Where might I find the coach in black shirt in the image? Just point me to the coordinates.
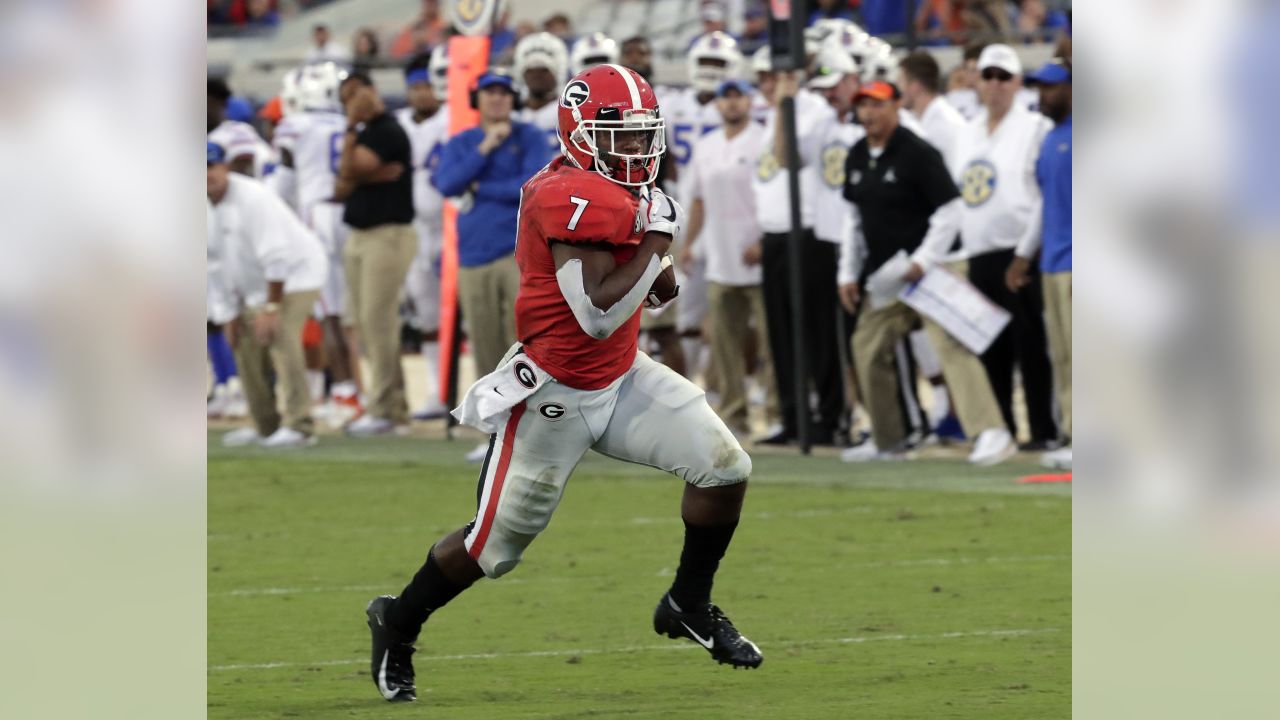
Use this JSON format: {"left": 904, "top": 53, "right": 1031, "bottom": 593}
{"left": 838, "top": 81, "right": 1012, "bottom": 465}
{"left": 335, "top": 72, "right": 417, "bottom": 434}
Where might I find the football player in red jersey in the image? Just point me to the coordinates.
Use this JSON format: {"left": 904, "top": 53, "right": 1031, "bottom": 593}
{"left": 364, "top": 64, "right": 762, "bottom": 703}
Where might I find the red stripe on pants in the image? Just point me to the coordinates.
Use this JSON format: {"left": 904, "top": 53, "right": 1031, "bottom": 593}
{"left": 468, "top": 402, "right": 526, "bottom": 561}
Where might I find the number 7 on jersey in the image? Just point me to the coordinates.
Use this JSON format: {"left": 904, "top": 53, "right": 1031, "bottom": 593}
{"left": 566, "top": 196, "right": 589, "bottom": 231}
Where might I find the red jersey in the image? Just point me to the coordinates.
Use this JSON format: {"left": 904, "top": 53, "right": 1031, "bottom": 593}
{"left": 515, "top": 157, "right": 645, "bottom": 390}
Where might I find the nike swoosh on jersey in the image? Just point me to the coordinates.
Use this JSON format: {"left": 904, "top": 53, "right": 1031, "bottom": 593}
{"left": 681, "top": 621, "right": 715, "bottom": 649}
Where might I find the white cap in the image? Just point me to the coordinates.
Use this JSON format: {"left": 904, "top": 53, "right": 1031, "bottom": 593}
{"left": 807, "top": 43, "right": 857, "bottom": 89}
{"left": 977, "top": 43, "right": 1022, "bottom": 75}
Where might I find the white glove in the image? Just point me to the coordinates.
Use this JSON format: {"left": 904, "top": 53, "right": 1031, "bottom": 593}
{"left": 639, "top": 186, "right": 685, "bottom": 241}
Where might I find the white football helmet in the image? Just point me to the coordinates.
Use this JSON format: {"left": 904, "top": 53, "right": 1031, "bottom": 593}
{"left": 514, "top": 32, "right": 569, "bottom": 83}
{"left": 861, "top": 39, "right": 898, "bottom": 83}
{"left": 687, "top": 31, "right": 744, "bottom": 94}
{"left": 281, "top": 68, "right": 304, "bottom": 117}
{"left": 569, "top": 32, "right": 619, "bottom": 76}
{"left": 429, "top": 44, "right": 449, "bottom": 89}
{"left": 809, "top": 18, "right": 854, "bottom": 45}
{"left": 750, "top": 45, "right": 772, "bottom": 75}
{"left": 822, "top": 22, "right": 872, "bottom": 73}
{"left": 300, "top": 62, "right": 347, "bottom": 113}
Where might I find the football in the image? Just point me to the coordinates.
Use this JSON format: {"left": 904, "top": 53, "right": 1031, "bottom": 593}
{"left": 646, "top": 257, "right": 679, "bottom": 307}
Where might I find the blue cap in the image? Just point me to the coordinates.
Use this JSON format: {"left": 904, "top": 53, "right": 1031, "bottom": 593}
{"left": 474, "top": 71, "right": 516, "bottom": 93}
{"left": 1025, "top": 60, "right": 1071, "bottom": 86}
{"left": 225, "top": 96, "right": 254, "bottom": 123}
{"left": 207, "top": 141, "right": 226, "bottom": 165}
{"left": 716, "top": 78, "right": 754, "bottom": 97}
{"left": 405, "top": 68, "right": 432, "bottom": 86}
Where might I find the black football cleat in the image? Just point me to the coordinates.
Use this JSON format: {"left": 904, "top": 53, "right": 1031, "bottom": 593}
{"left": 653, "top": 593, "right": 763, "bottom": 669}
{"left": 366, "top": 595, "right": 417, "bottom": 702}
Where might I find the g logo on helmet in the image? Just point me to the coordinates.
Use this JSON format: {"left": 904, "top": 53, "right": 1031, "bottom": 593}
{"left": 538, "top": 402, "right": 566, "bottom": 421}
{"left": 514, "top": 361, "right": 537, "bottom": 389}
{"left": 447, "top": 0, "right": 505, "bottom": 37}
{"left": 560, "top": 80, "right": 590, "bottom": 109}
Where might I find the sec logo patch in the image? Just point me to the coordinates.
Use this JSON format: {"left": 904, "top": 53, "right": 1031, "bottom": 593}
{"left": 960, "top": 160, "right": 997, "bottom": 206}
{"left": 821, "top": 144, "right": 848, "bottom": 188}
{"left": 756, "top": 151, "right": 779, "bottom": 182}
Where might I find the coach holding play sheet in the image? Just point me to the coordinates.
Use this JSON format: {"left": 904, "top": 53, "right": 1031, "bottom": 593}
{"left": 335, "top": 72, "right": 416, "bottom": 436}
{"left": 839, "top": 81, "right": 1013, "bottom": 466}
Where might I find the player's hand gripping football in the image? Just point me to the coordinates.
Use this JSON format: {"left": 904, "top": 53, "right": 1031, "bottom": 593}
{"left": 645, "top": 254, "right": 680, "bottom": 309}
{"left": 638, "top": 186, "right": 685, "bottom": 242}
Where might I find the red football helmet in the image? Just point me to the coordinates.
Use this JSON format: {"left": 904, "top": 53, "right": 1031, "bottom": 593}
{"left": 557, "top": 64, "right": 666, "bottom": 187}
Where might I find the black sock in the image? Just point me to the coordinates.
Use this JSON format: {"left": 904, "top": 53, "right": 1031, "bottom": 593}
{"left": 668, "top": 519, "right": 739, "bottom": 611}
{"left": 386, "top": 549, "right": 473, "bottom": 638}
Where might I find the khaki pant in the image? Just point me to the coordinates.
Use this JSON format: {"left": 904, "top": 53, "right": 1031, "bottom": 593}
{"left": 344, "top": 223, "right": 417, "bottom": 423}
{"left": 707, "top": 282, "right": 778, "bottom": 433}
{"left": 1043, "top": 271, "right": 1072, "bottom": 439}
{"left": 853, "top": 300, "right": 1004, "bottom": 450}
{"left": 458, "top": 253, "right": 520, "bottom": 376}
{"left": 234, "top": 290, "right": 319, "bottom": 436}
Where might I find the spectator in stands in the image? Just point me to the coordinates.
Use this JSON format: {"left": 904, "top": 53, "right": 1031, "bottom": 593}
{"left": 859, "top": 0, "right": 911, "bottom": 37}
{"left": 959, "top": 0, "right": 1012, "bottom": 42}
{"left": 700, "top": 3, "right": 729, "bottom": 36}
{"left": 433, "top": 71, "right": 550, "bottom": 462}
{"left": 390, "top": 0, "right": 447, "bottom": 60}
{"left": 245, "top": 0, "right": 279, "bottom": 27}
{"left": 543, "top": 13, "right": 574, "bottom": 45}
{"left": 809, "top": 0, "right": 856, "bottom": 25}
{"left": 914, "top": 0, "right": 968, "bottom": 46}
{"left": 307, "top": 23, "right": 352, "bottom": 65}
{"left": 1013, "top": 0, "right": 1070, "bottom": 43}
{"left": 333, "top": 73, "right": 416, "bottom": 436}
{"left": 738, "top": 4, "right": 770, "bottom": 56}
{"left": 488, "top": 9, "right": 518, "bottom": 64}
{"left": 352, "top": 28, "right": 380, "bottom": 73}
{"left": 953, "top": 44, "right": 1058, "bottom": 450}
{"left": 1007, "top": 57, "right": 1072, "bottom": 469}
{"left": 208, "top": 142, "right": 328, "bottom": 449}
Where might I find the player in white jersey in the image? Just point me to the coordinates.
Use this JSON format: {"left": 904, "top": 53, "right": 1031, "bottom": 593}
{"left": 667, "top": 31, "right": 745, "bottom": 387}
{"left": 275, "top": 62, "right": 365, "bottom": 420}
{"left": 207, "top": 78, "right": 273, "bottom": 178}
{"left": 568, "top": 32, "right": 619, "bottom": 76}
{"left": 513, "top": 32, "right": 568, "bottom": 155}
{"left": 395, "top": 61, "right": 451, "bottom": 420}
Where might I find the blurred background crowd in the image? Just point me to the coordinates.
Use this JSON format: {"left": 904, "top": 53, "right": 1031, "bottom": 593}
{"left": 206, "top": 0, "right": 1072, "bottom": 470}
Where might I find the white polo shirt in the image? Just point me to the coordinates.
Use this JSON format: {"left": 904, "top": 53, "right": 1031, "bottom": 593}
{"left": 914, "top": 95, "right": 967, "bottom": 173}
{"left": 688, "top": 122, "right": 768, "bottom": 286}
{"left": 207, "top": 174, "right": 328, "bottom": 323}
{"left": 752, "top": 89, "right": 835, "bottom": 234}
{"left": 953, "top": 104, "right": 1052, "bottom": 257}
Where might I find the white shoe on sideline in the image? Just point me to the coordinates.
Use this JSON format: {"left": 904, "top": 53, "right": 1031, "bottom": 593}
{"left": 1041, "top": 446, "right": 1072, "bottom": 470}
{"left": 840, "top": 442, "right": 907, "bottom": 463}
{"left": 465, "top": 442, "right": 490, "bottom": 463}
{"left": 221, "top": 427, "right": 262, "bottom": 447}
{"left": 261, "top": 426, "right": 316, "bottom": 449}
{"left": 968, "top": 428, "right": 1016, "bottom": 466}
{"left": 346, "top": 414, "right": 395, "bottom": 437}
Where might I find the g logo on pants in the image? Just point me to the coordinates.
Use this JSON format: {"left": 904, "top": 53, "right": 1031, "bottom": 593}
{"left": 538, "top": 402, "right": 566, "bottom": 421}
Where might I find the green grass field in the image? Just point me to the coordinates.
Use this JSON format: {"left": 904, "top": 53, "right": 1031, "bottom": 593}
{"left": 209, "top": 431, "right": 1070, "bottom": 719}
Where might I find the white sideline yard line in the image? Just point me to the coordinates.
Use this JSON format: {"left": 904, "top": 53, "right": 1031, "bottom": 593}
{"left": 209, "top": 627, "right": 1061, "bottom": 672}
{"left": 213, "top": 554, "right": 1068, "bottom": 598}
